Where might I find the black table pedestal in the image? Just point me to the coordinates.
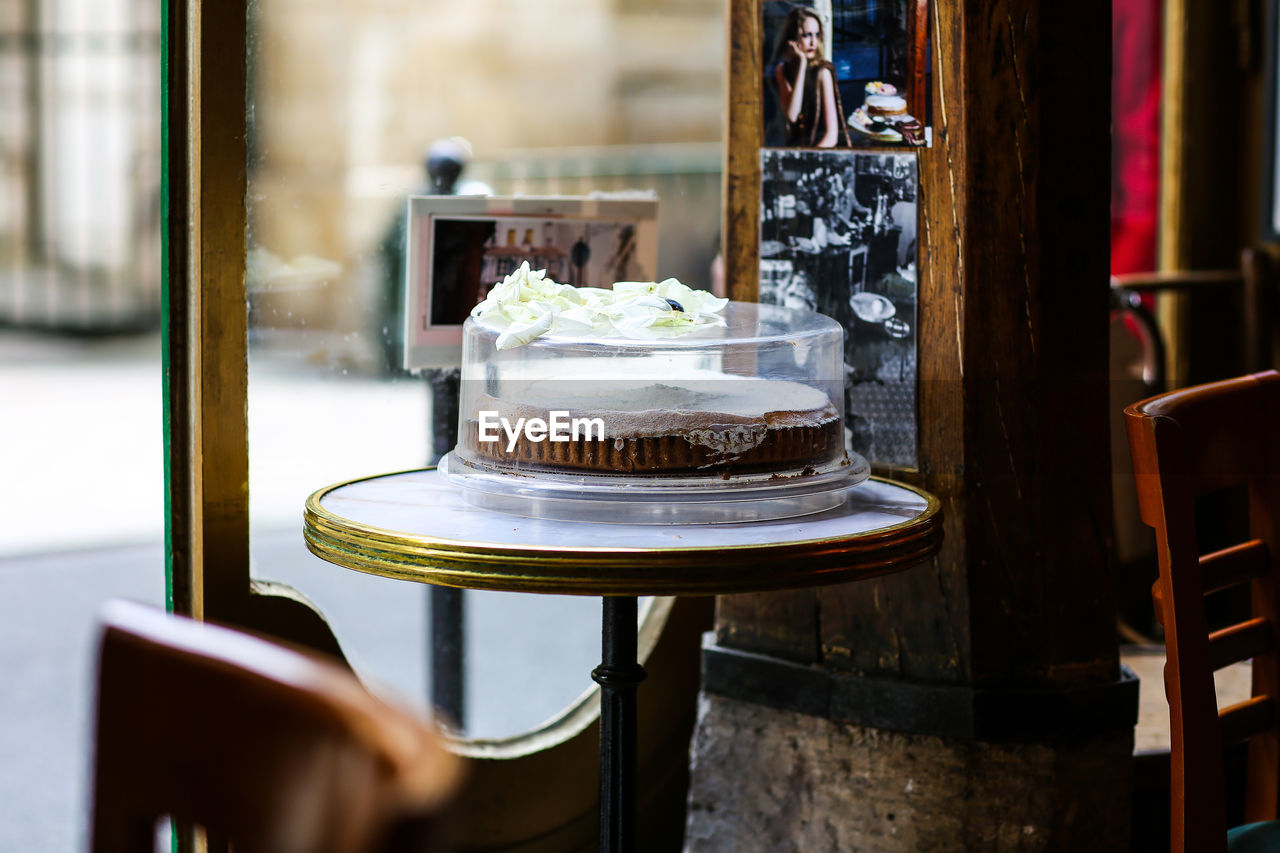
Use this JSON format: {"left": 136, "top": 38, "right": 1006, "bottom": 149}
{"left": 592, "top": 596, "right": 646, "bottom": 853}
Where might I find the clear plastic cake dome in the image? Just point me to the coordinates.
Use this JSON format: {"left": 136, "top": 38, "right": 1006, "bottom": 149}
{"left": 440, "top": 276, "right": 869, "bottom": 524}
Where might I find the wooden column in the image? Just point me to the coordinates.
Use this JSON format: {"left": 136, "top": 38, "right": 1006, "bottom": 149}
{"left": 692, "top": 1, "right": 1134, "bottom": 848}
{"left": 1158, "top": 0, "right": 1256, "bottom": 387}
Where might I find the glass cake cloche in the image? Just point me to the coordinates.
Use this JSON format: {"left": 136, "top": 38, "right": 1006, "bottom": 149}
{"left": 439, "top": 263, "right": 870, "bottom": 523}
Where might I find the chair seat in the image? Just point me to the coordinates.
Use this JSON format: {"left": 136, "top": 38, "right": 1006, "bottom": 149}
{"left": 1228, "top": 821, "right": 1280, "bottom": 851}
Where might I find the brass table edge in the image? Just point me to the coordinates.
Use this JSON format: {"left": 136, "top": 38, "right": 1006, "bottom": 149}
{"left": 303, "top": 527, "right": 941, "bottom": 596}
{"left": 304, "top": 467, "right": 940, "bottom": 555}
{"left": 303, "top": 469, "right": 942, "bottom": 595}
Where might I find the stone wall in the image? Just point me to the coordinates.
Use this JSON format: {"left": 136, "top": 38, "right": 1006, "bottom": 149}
{"left": 247, "top": 0, "right": 724, "bottom": 336}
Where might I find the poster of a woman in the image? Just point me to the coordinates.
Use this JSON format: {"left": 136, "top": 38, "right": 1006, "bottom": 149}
{"left": 762, "top": 0, "right": 931, "bottom": 149}
{"left": 772, "top": 7, "right": 849, "bottom": 148}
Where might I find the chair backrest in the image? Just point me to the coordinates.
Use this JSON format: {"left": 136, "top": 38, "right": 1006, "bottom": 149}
{"left": 1110, "top": 248, "right": 1277, "bottom": 621}
{"left": 90, "top": 600, "right": 464, "bottom": 853}
{"left": 1125, "top": 370, "right": 1280, "bottom": 853}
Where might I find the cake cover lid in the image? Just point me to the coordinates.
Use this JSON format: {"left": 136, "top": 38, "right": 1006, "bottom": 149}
{"left": 470, "top": 300, "right": 841, "bottom": 350}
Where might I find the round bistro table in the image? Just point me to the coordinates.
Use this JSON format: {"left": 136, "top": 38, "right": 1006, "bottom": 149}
{"left": 304, "top": 468, "right": 942, "bottom": 853}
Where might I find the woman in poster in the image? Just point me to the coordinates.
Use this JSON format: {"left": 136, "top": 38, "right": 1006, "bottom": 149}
{"left": 771, "top": 8, "right": 845, "bottom": 148}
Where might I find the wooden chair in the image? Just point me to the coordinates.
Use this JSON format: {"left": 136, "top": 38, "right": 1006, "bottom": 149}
{"left": 1125, "top": 370, "right": 1280, "bottom": 852}
{"left": 1111, "top": 248, "right": 1278, "bottom": 632}
{"left": 90, "top": 600, "right": 465, "bottom": 853}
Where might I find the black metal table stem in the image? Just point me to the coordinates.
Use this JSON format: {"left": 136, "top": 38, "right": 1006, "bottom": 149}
{"left": 592, "top": 596, "right": 646, "bottom": 853}
{"left": 430, "top": 586, "right": 465, "bottom": 728}
{"left": 426, "top": 367, "right": 464, "bottom": 728}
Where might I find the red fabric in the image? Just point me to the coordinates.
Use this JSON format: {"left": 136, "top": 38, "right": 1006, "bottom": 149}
{"left": 1111, "top": 0, "right": 1162, "bottom": 275}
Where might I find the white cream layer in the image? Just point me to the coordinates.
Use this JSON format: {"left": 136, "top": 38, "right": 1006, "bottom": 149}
{"left": 482, "top": 373, "right": 836, "bottom": 453}
{"left": 866, "top": 94, "right": 907, "bottom": 112}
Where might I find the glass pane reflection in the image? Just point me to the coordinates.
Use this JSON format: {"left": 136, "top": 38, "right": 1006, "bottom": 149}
{"left": 246, "top": 0, "right": 723, "bottom": 739}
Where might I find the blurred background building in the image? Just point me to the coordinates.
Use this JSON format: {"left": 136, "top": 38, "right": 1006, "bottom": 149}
{"left": 0, "top": 0, "right": 161, "bottom": 331}
{"left": 0, "top": 0, "right": 726, "bottom": 346}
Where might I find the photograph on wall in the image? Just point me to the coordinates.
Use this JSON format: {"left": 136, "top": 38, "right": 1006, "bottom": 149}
{"left": 762, "top": 0, "right": 931, "bottom": 149}
{"left": 759, "top": 148, "right": 918, "bottom": 467}
{"left": 403, "top": 196, "right": 658, "bottom": 368}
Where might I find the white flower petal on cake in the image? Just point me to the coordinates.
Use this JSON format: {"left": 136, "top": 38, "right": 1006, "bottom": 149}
{"left": 631, "top": 293, "right": 679, "bottom": 312}
{"left": 473, "top": 270, "right": 728, "bottom": 347}
{"left": 609, "top": 310, "right": 661, "bottom": 332}
{"left": 611, "top": 281, "right": 659, "bottom": 296}
{"left": 554, "top": 305, "right": 607, "bottom": 330}
{"left": 495, "top": 309, "right": 554, "bottom": 350}
{"left": 674, "top": 289, "right": 729, "bottom": 316}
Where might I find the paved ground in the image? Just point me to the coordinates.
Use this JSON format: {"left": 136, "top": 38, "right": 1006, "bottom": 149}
{"left": 0, "top": 328, "right": 601, "bottom": 852}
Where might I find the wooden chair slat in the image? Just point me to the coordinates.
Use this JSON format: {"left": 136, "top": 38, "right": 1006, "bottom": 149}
{"left": 1219, "top": 695, "right": 1276, "bottom": 747}
{"left": 1208, "top": 618, "right": 1273, "bottom": 672}
{"left": 1201, "top": 540, "right": 1271, "bottom": 595}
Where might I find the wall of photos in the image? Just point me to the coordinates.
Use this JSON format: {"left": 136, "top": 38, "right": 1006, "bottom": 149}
{"left": 752, "top": 0, "right": 930, "bottom": 468}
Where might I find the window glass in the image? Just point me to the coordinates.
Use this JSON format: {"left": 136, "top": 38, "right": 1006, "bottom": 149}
{"left": 245, "top": 0, "right": 724, "bottom": 737}
{"left": 0, "top": 1, "right": 163, "bottom": 846}
{"left": 0, "top": 3, "right": 162, "bottom": 551}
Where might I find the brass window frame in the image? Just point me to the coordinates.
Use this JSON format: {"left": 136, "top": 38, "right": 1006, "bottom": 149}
{"left": 163, "top": 0, "right": 249, "bottom": 621}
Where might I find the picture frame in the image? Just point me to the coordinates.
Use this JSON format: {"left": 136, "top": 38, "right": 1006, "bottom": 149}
{"left": 726, "top": 0, "right": 927, "bottom": 471}
{"left": 761, "top": 0, "right": 931, "bottom": 150}
{"left": 402, "top": 195, "right": 659, "bottom": 369}
{"left": 760, "top": 149, "right": 919, "bottom": 467}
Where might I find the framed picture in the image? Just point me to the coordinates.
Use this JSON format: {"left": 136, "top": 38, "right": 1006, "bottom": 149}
{"left": 402, "top": 196, "right": 659, "bottom": 369}
{"left": 760, "top": 149, "right": 919, "bottom": 467}
{"left": 761, "top": 0, "right": 931, "bottom": 149}
{"left": 727, "top": 0, "right": 928, "bottom": 468}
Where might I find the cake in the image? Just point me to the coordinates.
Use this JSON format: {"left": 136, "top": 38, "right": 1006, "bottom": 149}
{"left": 452, "top": 263, "right": 848, "bottom": 479}
{"left": 463, "top": 374, "right": 844, "bottom": 476}
{"left": 863, "top": 82, "right": 907, "bottom": 120}
{"left": 851, "top": 82, "right": 917, "bottom": 142}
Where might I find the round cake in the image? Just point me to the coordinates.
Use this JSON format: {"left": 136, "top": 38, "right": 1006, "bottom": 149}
{"left": 451, "top": 264, "right": 850, "bottom": 481}
{"left": 463, "top": 375, "right": 844, "bottom": 476}
{"left": 443, "top": 266, "right": 868, "bottom": 523}
{"left": 865, "top": 93, "right": 908, "bottom": 120}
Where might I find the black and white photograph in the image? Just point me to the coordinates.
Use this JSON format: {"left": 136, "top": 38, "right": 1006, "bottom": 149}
{"left": 760, "top": 148, "right": 918, "bottom": 467}
{"left": 762, "top": 0, "right": 931, "bottom": 149}
{"left": 402, "top": 196, "right": 658, "bottom": 368}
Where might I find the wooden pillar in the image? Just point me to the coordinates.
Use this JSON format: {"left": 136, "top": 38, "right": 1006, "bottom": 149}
{"left": 1159, "top": 0, "right": 1255, "bottom": 387}
{"left": 691, "top": 1, "right": 1135, "bottom": 848}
